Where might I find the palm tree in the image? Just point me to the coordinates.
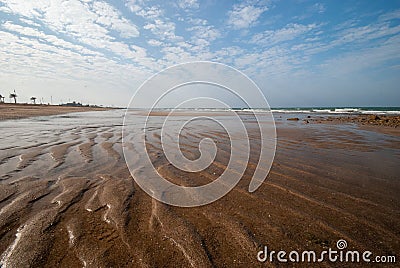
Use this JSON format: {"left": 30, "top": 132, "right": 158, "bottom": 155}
{"left": 30, "top": 96, "right": 37, "bottom": 104}
{"left": 9, "top": 90, "right": 17, "bottom": 104}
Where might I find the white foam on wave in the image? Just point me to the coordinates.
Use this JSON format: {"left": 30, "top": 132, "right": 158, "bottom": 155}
{"left": 360, "top": 110, "right": 400, "bottom": 115}
{"left": 270, "top": 108, "right": 400, "bottom": 115}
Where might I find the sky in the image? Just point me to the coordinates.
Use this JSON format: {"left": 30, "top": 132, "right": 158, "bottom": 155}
{"left": 0, "top": 0, "right": 399, "bottom": 108}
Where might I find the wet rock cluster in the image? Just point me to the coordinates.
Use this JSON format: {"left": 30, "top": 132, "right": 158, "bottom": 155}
{"left": 310, "top": 114, "right": 400, "bottom": 128}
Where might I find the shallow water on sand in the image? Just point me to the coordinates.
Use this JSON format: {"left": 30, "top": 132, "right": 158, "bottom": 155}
{"left": 0, "top": 110, "right": 399, "bottom": 267}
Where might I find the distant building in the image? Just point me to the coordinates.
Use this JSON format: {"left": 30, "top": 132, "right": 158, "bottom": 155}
{"left": 60, "top": 101, "right": 103, "bottom": 108}
{"left": 61, "top": 101, "right": 84, "bottom": 107}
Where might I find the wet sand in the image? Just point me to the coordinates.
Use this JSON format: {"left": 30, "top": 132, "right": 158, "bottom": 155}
{"left": 0, "top": 110, "right": 399, "bottom": 267}
{"left": 0, "top": 103, "right": 112, "bottom": 121}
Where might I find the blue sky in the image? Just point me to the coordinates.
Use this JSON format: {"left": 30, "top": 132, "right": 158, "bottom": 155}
{"left": 0, "top": 0, "right": 399, "bottom": 107}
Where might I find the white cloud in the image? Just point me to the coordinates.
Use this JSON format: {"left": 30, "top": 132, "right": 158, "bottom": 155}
{"left": 0, "top": 0, "right": 156, "bottom": 69}
{"left": 0, "top": 27, "right": 151, "bottom": 106}
{"left": 187, "top": 25, "right": 220, "bottom": 49}
{"left": 177, "top": 0, "right": 199, "bottom": 10}
{"left": 91, "top": 1, "right": 139, "bottom": 38}
{"left": 125, "top": 0, "right": 163, "bottom": 19}
{"left": 311, "top": 3, "right": 326, "bottom": 14}
{"left": 301, "top": 20, "right": 400, "bottom": 55}
{"left": 147, "top": 39, "right": 163, "bottom": 46}
{"left": 378, "top": 9, "right": 400, "bottom": 22}
{"left": 1, "top": 21, "right": 99, "bottom": 56}
{"left": 319, "top": 34, "right": 400, "bottom": 75}
{"left": 144, "top": 19, "right": 183, "bottom": 41}
{"left": 18, "top": 17, "right": 41, "bottom": 27}
{"left": 161, "top": 46, "right": 196, "bottom": 64}
{"left": 125, "top": 0, "right": 141, "bottom": 13}
{"left": 1, "top": 0, "right": 140, "bottom": 42}
{"left": 250, "top": 23, "right": 318, "bottom": 46}
{"left": 187, "top": 17, "right": 208, "bottom": 26}
{"left": 334, "top": 22, "right": 400, "bottom": 45}
{"left": 233, "top": 45, "right": 304, "bottom": 78}
{"left": 137, "top": 6, "right": 163, "bottom": 19}
{"left": 184, "top": 24, "right": 220, "bottom": 52}
{"left": 187, "top": 25, "right": 220, "bottom": 41}
{"left": 227, "top": 4, "right": 267, "bottom": 29}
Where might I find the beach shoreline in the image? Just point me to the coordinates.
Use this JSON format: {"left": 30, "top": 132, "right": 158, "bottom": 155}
{"left": 0, "top": 103, "right": 115, "bottom": 121}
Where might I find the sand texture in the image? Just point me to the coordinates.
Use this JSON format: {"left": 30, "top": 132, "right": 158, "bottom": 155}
{"left": 0, "top": 110, "right": 399, "bottom": 267}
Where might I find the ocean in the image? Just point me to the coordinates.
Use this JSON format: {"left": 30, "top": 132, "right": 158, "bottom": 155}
{"left": 269, "top": 107, "right": 400, "bottom": 115}
{"left": 128, "top": 107, "right": 400, "bottom": 115}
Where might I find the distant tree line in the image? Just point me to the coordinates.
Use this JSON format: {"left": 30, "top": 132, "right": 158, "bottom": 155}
{"left": 0, "top": 90, "right": 33, "bottom": 104}
{"left": 0, "top": 90, "right": 43, "bottom": 105}
{"left": 0, "top": 90, "right": 103, "bottom": 107}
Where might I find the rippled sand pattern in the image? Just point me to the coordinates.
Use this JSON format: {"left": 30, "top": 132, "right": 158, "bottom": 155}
{"left": 0, "top": 110, "right": 399, "bottom": 267}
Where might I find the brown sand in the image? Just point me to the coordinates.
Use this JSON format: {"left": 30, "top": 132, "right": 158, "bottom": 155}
{"left": 0, "top": 103, "right": 112, "bottom": 121}
{"left": 0, "top": 111, "right": 399, "bottom": 267}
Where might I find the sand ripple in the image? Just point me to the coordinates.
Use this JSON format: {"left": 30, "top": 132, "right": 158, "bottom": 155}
{"left": 0, "top": 110, "right": 399, "bottom": 267}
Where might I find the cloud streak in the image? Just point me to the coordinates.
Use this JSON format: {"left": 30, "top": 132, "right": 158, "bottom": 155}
{"left": 227, "top": 3, "right": 267, "bottom": 30}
